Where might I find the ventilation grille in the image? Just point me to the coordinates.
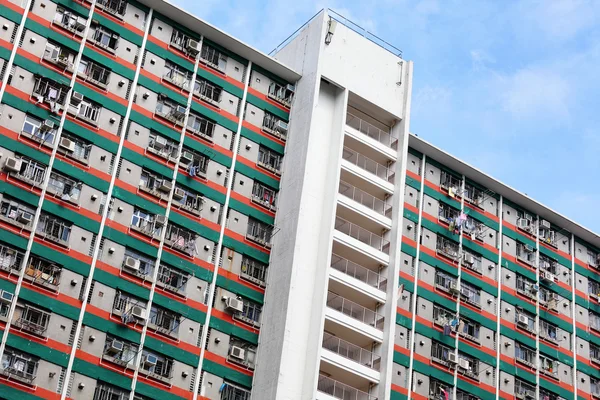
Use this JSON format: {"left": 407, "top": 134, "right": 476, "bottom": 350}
{"left": 78, "top": 277, "right": 88, "bottom": 301}
{"left": 56, "top": 367, "right": 66, "bottom": 394}
{"left": 88, "top": 234, "right": 97, "bottom": 257}
{"left": 86, "top": 281, "right": 95, "bottom": 304}
{"left": 67, "top": 320, "right": 78, "bottom": 346}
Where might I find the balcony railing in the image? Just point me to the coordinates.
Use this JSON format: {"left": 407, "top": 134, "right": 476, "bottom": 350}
{"left": 13, "top": 158, "right": 46, "bottom": 187}
{"left": 335, "top": 217, "right": 389, "bottom": 254}
{"left": 317, "top": 374, "right": 377, "bottom": 400}
{"left": 330, "top": 254, "right": 387, "bottom": 291}
{"left": 36, "top": 215, "right": 70, "bottom": 246}
{"left": 327, "top": 292, "right": 384, "bottom": 330}
{"left": 322, "top": 333, "right": 380, "bottom": 371}
{"left": 164, "top": 224, "right": 197, "bottom": 256}
{"left": 338, "top": 181, "right": 391, "bottom": 217}
{"left": 342, "top": 147, "right": 394, "bottom": 183}
{"left": 346, "top": 112, "right": 397, "bottom": 149}
{"left": 0, "top": 245, "right": 23, "bottom": 273}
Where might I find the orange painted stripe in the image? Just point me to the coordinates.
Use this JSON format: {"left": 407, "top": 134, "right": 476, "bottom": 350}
{"left": 217, "top": 268, "right": 264, "bottom": 294}
{"left": 8, "top": 328, "right": 71, "bottom": 354}
{"left": 394, "top": 344, "right": 410, "bottom": 355}
{"left": 20, "top": 279, "right": 83, "bottom": 309}
{"left": 204, "top": 350, "right": 253, "bottom": 376}
{"left": 391, "top": 384, "right": 408, "bottom": 395}
{"left": 85, "top": 305, "right": 144, "bottom": 333}
{"left": 94, "top": 8, "right": 145, "bottom": 38}
{"left": 241, "top": 120, "right": 286, "bottom": 146}
{"left": 0, "top": 377, "right": 62, "bottom": 399}
{"left": 95, "top": 260, "right": 152, "bottom": 290}
{"left": 145, "top": 330, "right": 201, "bottom": 356}
{"left": 403, "top": 202, "right": 419, "bottom": 215}
{"left": 229, "top": 190, "right": 275, "bottom": 218}
{"left": 0, "top": 0, "right": 25, "bottom": 13}
{"left": 236, "top": 154, "right": 281, "bottom": 182}
{"left": 406, "top": 169, "right": 421, "bottom": 182}
{"left": 464, "top": 201, "right": 499, "bottom": 222}
{"left": 247, "top": 87, "right": 289, "bottom": 113}
{"left": 137, "top": 375, "right": 193, "bottom": 399}
{"left": 43, "top": 195, "right": 102, "bottom": 223}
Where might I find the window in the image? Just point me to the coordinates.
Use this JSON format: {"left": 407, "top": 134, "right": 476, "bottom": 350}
{"left": 590, "top": 279, "right": 600, "bottom": 299}
{"left": 22, "top": 115, "right": 56, "bottom": 144}
{"left": 181, "top": 147, "right": 209, "bottom": 177}
{"left": 591, "top": 343, "right": 600, "bottom": 363}
{"left": 157, "top": 264, "right": 188, "bottom": 293}
{"left": 251, "top": 182, "right": 277, "bottom": 209}
{"left": 92, "top": 25, "right": 119, "bottom": 51}
{"left": 516, "top": 242, "right": 536, "bottom": 266}
{"left": 515, "top": 342, "right": 535, "bottom": 366}
{"left": 463, "top": 182, "right": 484, "bottom": 206}
{"left": 436, "top": 236, "right": 459, "bottom": 260}
{"left": 76, "top": 99, "right": 101, "bottom": 123}
{"left": 96, "top": 0, "right": 127, "bottom": 18}
{"left": 220, "top": 382, "right": 251, "bottom": 400}
{"left": 172, "top": 185, "right": 203, "bottom": 216}
{"left": 246, "top": 218, "right": 273, "bottom": 246}
{"left": 194, "top": 78, "right": 222, "bottom": 104}
{"left": 33, "top": 76, "right": 68, "bottom": 108}
{"left": 123, "top": 248, "right": 155, "bottom": 278}
{"left": 79, "top": 59, "right": 111, "bottom": 87}
{"left": 155, "top": 100, "right": 186, "bottom": 125}
{"left": 14, "top": 303, "right": 51, "bottom": 336}
{"left": 539, "top": 253, "right": 557, "bottom": 274}
{"left": 429, "top": 378, "right": 452, "bottom": 400}
{"left": 267, "top": 81, "right": 294, "bottom": 107}
{"left": 539, "top": 353, "right": 558, "bottom": 377}
{"left": 515, "top": 274, "right": 537, "bottom": 300}
{"left": 0, "top": 197, "right": 35, "bottom": 227}
{"left": 62, "top": 133, "right": 92, "bottom": 162}
{"left": 240, "top": 257, "right": 267, "bottom": 286}
{"left": 0, "top": 348, "right": 38, "bottom": 384}
{"left": 149, "top": 305, "right": 180, "bottom": 336}
{"left": 0, "top": 244, "right": 24, "bottom": 274}
{"left": 514, "top": 379, "right": 535, "bottom": 399}
{"left": 139, "top": 169, "right": 169, "bottom": 195}
{"left": 257, "top": 146, "right": 282, "bottom": 173}
{"left": 515, "top": 310, "right": 535, "bottom": 333}
{"left": 440, "top": 170, "right": 461, "bottom": 192}
{"left": 37, "top": 213, "right": 71, "bottom": 244}
{"left": 438, "top": 202, "right": 460, "bottom": 224}
{"left": 262, "top": 112, "right": 288, "bottom": 139}
{"left": 47, "top": 171, "right": 81, "bottom": 202}
{"left": 130, "top": 208, "right": 162, "bottom": 238}
{"left": 431, "top": 340, "right": 453, "bottom": 364}
{"left": 170, "top": 28, "right": 191, "bottom": 50}
{"left": 53, "top": 7, "right": 86, "bottom": 35}
{"left": 434, "top": 270, "right": 457, "bottom": 292}
{"left": 147, "top": 131, "right": 179, "bottom": 160}
{"left": 15, "top": 157, "right": 47, "bottom": 186}
{"left": 459, "top": 281, "right": 481, "bottom": 307}
{"left": 588, "top": 249, "right": 599, "bottom": 267}
{"left": 235, "top": 298, "right": 261, "bottom": 327}
{"left": 187, "top": 112, "right": 216, "bottom": 140}
{"left": 200, "top": 42, "right": 227, "bottom": 72}
{"left": 227, "top": 338, "right": 257, "bottom": 369}
{"left": 457, "top": 390, "right": 480, "bottom": 400}
{"left": 540, "top": 319, "right": 559, "bottom": 343}
{"left": 24, "top": 255, "right": 61, "bottom": 289}
{"left": 433, "top": 304, "right": 455, "bottom": 326}
{"left": 140, "top": 349, "right": 173, "bottom": 379}
{"left": 43, "top": 41, "right": 72, "bottom": 67}
{"left": 93, "top": 382, "right": 129, "bottom": 400}
{"left": 592, "top": 377, "right": 600, "bottom": 397}
{"left": 163, "top": 61, "right": 192, "bottom": 89}
{"left": 102, "top": 335, "right": 138, "bottom": 367}
{"left": 164, "top": 223, "right": 197, "bottom": 255}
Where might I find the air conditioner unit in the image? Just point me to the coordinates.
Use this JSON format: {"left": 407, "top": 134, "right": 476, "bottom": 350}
{"left": 517, "top": 218, "right": 530, "bottom": 229}
{"left": 123, "top": 256, "right": 140, "bottom": 272}
{"left": 40, "top": 119, "right": 55, "bottom": 132}
{"left": 59, "top": 137, "right": 75, "bottom": 152}
{"left": 449, "top": 281, "right": 460, "bottom": 294}
{"left": 458, "top": 358, "right": 470, "bottom": 370}
{"left": 524, "top": 244, "right": 535, "bottom": 253}
{"left": 517, "top": 314, "right": 529, "bottom": 326}
{"left": 531, "top": 284, "right": 539, "bottom": 293}
{"left": 4, "top": 157, "right": 22, "bottom": 173}
{"left": 225, "top": 297, "right": 244, "bottom": 313}
{"left": 158, "top": 180, "right": 172, "bottom": 193}
{"left": 463, "top": 254, "right": 475, "bottom": 265}
{"left": 0, "top": 290, "right": 13, "bottom": 304}
{"left": 173, "top": 188, "right": 185, "bottom": 200}
{"left": 143, "top": 354, "right": 158, "bottom": 367}
{"left": 107, "top": 339, "right": 124, "bottom": 354}
{"left": 16, "top": 211, "right": 32, "bottom": 225}
{"left": 541, "top": 271, "right": 555, "bottom": 283}
{"left": 229, "top": 346, "right": 245, "bottom": 360}
{"left": 130, "top": 305, "right": 146, "bottom": 320}
{"left": 172, "top": 105, "right": 186, "bottom": 117}
{"left": 180, "top": 151, "right": 193, "bottom": 165}
{"left": 286, "top": 84, "right": 296, "bottom": 93}
{"left": 447, "top": 352, "right": 458, "bottom": 364}
{"left": 154, "top": 215, "right": 167, "bottom": 226}
{"left": 275, "top": 120, "right": 288, "bottom": 134}
{"left": 153, "top": 136, "right": 167, "bottom": 149}
{"left": 186, "top": 39, "right": 200, "bottom": 55}
{"left": 540, "top": 219, "right": 551, "bottom": 230}
{"left": 71, "top": 91, "right": 84, "bottom": 105}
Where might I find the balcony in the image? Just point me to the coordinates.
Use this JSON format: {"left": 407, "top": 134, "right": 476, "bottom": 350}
{"left": 36, "top": 214, "right": 71, "bottom": 247}
{"left": 516, "top": 243, "right": 536, "bottom": 267}
{"left": 33, "top": 77, "right": 68, "bottom": 112}
{"left": 0, "top": 244, "right": 23, "bottom": 274}
{"left": 240, "top": 257, "right": 267, "bottom": 287}
{"left": 317, "top": 374, "right": 377, "bottom": 400}
{"left": 155, "top": 102, "right": 186, "bottom": 127}
{"left": 321, "top": 333, "right": 381, "bottom": 381}
{"left": 257, "top": 147, "right": 282, "bottom": 176}
{"left": 146, "top": 135, "right": 179, "bottom": 162}
{"left": 8, "top": 157, "right": 46, "bottom": 188}
{"left": 326, "top": 292, "right": 384, "bottom": 332}
{"left": 330, "top": 254, "right": 387, "bottom": 294}
{"left": 130, "top": 213, "right": 163, "bottom": 240}
{"left": 246, "top": 218, "right": 273, "bottom": 248}
{"left": 251, "top": 182, "right": 277, "bottom": 212}
{"left": 23, "top": 257, "right": 61, "bottom": 291}
{"left": 78, "top": 60, "right": 110, "bottom": 89}
{"left": 156, "top": 264, "right": 188, "bottom": 295}
{"left": 43, "top": 43, "right": 74, "bottom": 70}
{"left": 164, "top": 223, "right": 197, "bottom": 256}
{"left": 436, "top": 236, "right": 459, "bottom": 261}
{"left": 0, "top": 350, "right": 37, "bottom": 385}
{"left": 187, "top": 113, "right": 215, "bottom": 143}
{"left": 13, "top": 305, "right": 50, "bottom": 337}
{"left": 96, "top": 0, "right": 127, "bottom": 18}
{"left": 346, "top": 112, "right": 396, "bottom": 150}
{"left": 342, "top": 147, "right": 394, "bottom": 186}
{"left": 0, "top": 199, "right": 35, "bottom": 231}
{"left": 514, "top": 379, "right": 536, "bottom": 400}
{"left": 334, "top": 217, "right": 389, "bottom": 256}
{"left": 172, "top": 188, "right": 203, "bottom": 217}
{"left": 338, "top": 181, "right": 391, "bottom": 220}
{"left": 194, "top": 79, "right": 222, "bottom": 108}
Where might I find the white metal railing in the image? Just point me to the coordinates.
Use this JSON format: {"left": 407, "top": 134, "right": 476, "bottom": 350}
{"left": 330, "top": 254, "right": 386, "bottom": 291}
{"left": 0, "top": 245, "right": 23, "bottom": 273}
{"left": 14, "top": 158, "right": 46, "bottom": 186}
{"left": 317, "top": 374, "right": 377, "bottom": 400}
{"left": 322, "top": 333, "right": 381, "bottom": 370}
{"left": 326, "top": 292, "right": 384, "bottom": 330}
{"left": 36, "top": 214, "right": 71, "bottom": 245}
{"left": 335, "top": 216, "right": 389, "bottom": 254}
{"left": 14, "top": 305, "right": 50, "bottom": 336}
{"left": 257, "top": 148, "right": 282, "bottom": 173}
{"left": 164, "top": 223, "right": 197, "bottom": 256}
{"left": 514, "top": 379, "right": 536, "bottom": 399}
{"left": 338, "top": 181, "right": 391, "bottom": 216}
{"left": 436, "top": 236, "right": 459, "bottom": 260}
{"left": 342, "top": 147, "right": 394, "bottom": 183}
{"left": 346, "top": 112, "right": 396, "bottom": 149}
{"left": 247, "top": 220, "right": 273, "bottom": 245}
{"left": 240, "top": 258, "right": 267, "bottom": 286}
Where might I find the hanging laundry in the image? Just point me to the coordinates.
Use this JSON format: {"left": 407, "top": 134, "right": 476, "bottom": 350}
{"left": 443, "top": 324, "right": 452, "bottom": 336}
{"left": 48, "top": 88, "right": 58, "bottom": 99}
{"left": 189, "top": 165, "right": 196, "bottom": 177}
{"left": 459, "top": 213, "right": 467, "bottom": 221}
{"left": 450, "top": 318, "right": 458, "bottom": 327}
{"left": 175, "top": 236, "right": 185, "bottom": 248}
{"left": 448, "top": 187, "right": 456, "bottom": 198}
{"left": 449, "top": 220, "right": 456, "bottom": 232}
{"left": 458, "top": 320, "right": 465, "bottom": 333}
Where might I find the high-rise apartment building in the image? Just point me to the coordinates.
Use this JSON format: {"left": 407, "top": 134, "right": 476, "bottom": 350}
{"left": 0, "top": 2, "right": 598, "bottom": 400}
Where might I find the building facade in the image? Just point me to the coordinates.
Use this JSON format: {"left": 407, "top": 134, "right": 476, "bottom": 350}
{"left": 0, "top": 2, "right": 598, "bottom": 400}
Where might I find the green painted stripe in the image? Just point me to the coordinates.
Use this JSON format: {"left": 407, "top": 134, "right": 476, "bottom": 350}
{"left": 0, "top": 120, "right": 50, "bottom": 163}
{"left": 500, "top": 325, "right": 536, "bottom": 348}
{"left": 393, "top": 350, "right": 410, "bottom": 367}
{"left": 229, "top": 197, "right": 274, "bottom": 226}
{"left": 406, "top": 174, "right": 421, "bottom": 190}
{"left": 540, "top": 376, "right": 574, "bottom": 400}
{"left": 72, "top": 357, "right": 132, "bottom": 390}
{"left": 401, "top": 242, "right": 417, "bottom": 257}
{"left": 209, "top": 317, "right": 258, "bottom": 345}
{"left": 399, "top": 275, "right": 414, "bottom": 294}
{"left": 461, "top": 238, "right": 499, "bottom": 263}
{"left": 0, "top": 3, "right": 23, "bottom": 23}
{"left": 390, "top": 390, "right": 409, "bottom": 400}
{"left": 396, "top": 313, "right": 411, "bottom": 329}
{"left": 502, "top": 290, "right": 536, "bottom": 314}
{"left": 169, "top": 212, "right": 219, "bottom": 243}
{"left": 457, "top": 377, "right": 496, "bottom": 400}
{"left": 500, "top": 257, "right": 536, "bottom": 281}
{"left": 461, "top": 271, "right": 496, "bottom": 297}
{"left": 121, "top": 147, "right": 174, "bottom": 178}
{"left": 137, "top": 75, "right": 188, "bottom": 105}
{"left": 246, "top": 93, "right": 288, "bottom": 121}
{"left": 415, "top": 321, "right": 454, "bottom": 348}
{"left": 539, "top": 309, "right": 572, "bottom": 333}
{"left": 135, "top": 382, "right": 186, "bottom": 400}
{"left": 539, "top": 279, "right": 572, "bottom": 300}
{"left": 461, "top": 305, "right": 496, "bottom": 332}
{"left": 153, "top": 292, "right": 206, "bottom": 324}
{"left": 7, "top": 333, "right": 69, "bottom": 367}
{"left": 0, "top": 179, "right": 39, "bottom": 206}
{"left": 54, "top": 157, "right": 110, "bottom": 192}
{"left": 500, "top": 360, "right": 536, "bottom": 384}
{"left": 19, "top": 286, "right": 80, "bottom": 320}
{"left": 413, "top": 359, "right": 453, "bottom": 386}
{"left": 64, "top": 120, "right": 119, "bottom": 154}
{"left": 82, "top": 46, "right": 135, "bottom": 80}
{"left": 0, "top": 278, "right": 16, "bottom": 293}
{"left": 0, "top": 383, "right": 45, "bottom": 400}
{"left": 73, "top": 81, "right": 127, "bottom": 116}
{"left": 24, "top": 19, "right": 79, "bottom": 52}
{"left": 41, "top": 199, "right": 101, "bottom": 233}
{"left": 160, "top": 251, "right": 213, "bottom": 282}
{"left": 539, "top": 244, "right": 571, "bottom": 269}
{"left": 202, "top": 358, "right": 253, "bottom": 388}
{"left": 215, "top": 275, "right": 263, "bottom": 305}
{"left": 222, "top": 235, "right": 269, "bottom": 265}
{"left": 93, "top": 268, "right": 150, "bottom": 300}
{"left": 240, "top": 126, "right": 285, "bottom": 156}
{"left": 235, "top": 163, "right": 280, "bottom": 191}
{"left": 424, "top": 185, "right": 461, "bottom": 210}
{"left": 111, "top": 186, "right": 166, "bottom": 216}
{"left": 457, "top": 341, "right": 496, "bottom": 366}
{"left": 83, "top": 312, "right": 141, "bottom": 344}
{"left": 577, "top": 360, "right": 600, "bottom": 379}
{"left": 31, "top": 241, "right": 90, "bottom": 276}
{"left": 503, "top": 225, "right": 536, "bottom": 248}
{"left": 419, "top": 252, "right": 457, "bottom": 278}
{"left": 14, "top": 53, "right": 70, "bottom": 85}
{"left": 54, "top": 0, "right": 90, "bottom": 17}
{"left": 540, "top": 342, "right": 573, "bottom": 366}
{"left": 93, "top": 13, "right": 142, "bottom": 46}
{"left": 418, "top": 286, "right": 456, "bottom": 312}
{"left": 103, "top": 226, "right": 158, "bottom": 258}
{"left": 144, "top": 335, "right": 199, "bottom": 367}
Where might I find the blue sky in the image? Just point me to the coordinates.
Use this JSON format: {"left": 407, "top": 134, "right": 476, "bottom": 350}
{"left": 174, "top": 0, "right": 600, "bottom": 234}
